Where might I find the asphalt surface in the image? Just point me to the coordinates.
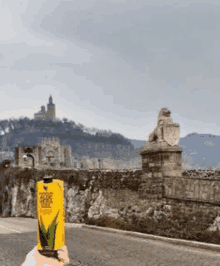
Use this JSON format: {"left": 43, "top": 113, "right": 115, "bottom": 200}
{"left": 1, "top": 218, "right": 220, "bottom": 265}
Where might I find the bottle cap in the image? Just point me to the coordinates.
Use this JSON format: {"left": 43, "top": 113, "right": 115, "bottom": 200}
{"left": 43, "top": 175, "right": 53, "bottom": 179}
{"left": 43, "top": 175, "right": 53, "bottom": 183}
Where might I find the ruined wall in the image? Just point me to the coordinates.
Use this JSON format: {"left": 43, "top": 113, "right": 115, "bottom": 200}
{"left": 15, "top": 147, "right": 40, "bottom": 168}
{"left": 62, "top": 145, "right": 72, "bottom": 167}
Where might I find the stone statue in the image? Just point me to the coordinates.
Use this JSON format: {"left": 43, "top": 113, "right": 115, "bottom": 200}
{"left": 148, "top": 108, "right": 180, "bottom": 146}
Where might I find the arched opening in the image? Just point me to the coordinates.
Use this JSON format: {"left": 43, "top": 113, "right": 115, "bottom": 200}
{"left": 27, "top": 154, "right": 35, "bottom": 168}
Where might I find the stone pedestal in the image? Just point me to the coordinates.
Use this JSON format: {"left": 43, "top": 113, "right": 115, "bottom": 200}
{"left": 139, "top": 142, "right": 182, "bottom": 199}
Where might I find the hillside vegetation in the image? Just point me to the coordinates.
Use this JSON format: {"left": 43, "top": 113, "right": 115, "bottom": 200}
{"left": 0, "top": 117, "right": 139, "bottom": 162}
{"left": 2, "top": 118, "right": 219, "bottom": 169}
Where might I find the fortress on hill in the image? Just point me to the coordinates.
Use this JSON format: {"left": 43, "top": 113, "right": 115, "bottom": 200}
{"left": 34, "top": 95, "right": 56, "bottom": 121}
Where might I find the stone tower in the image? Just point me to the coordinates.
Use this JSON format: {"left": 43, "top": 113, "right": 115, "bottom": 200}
{"left": 34, "top": 96, "right": 56, "bottom": 121}
{"left": 46, "top": 95, "right": 56, "bottom": 121}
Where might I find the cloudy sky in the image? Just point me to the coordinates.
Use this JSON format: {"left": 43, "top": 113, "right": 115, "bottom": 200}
{"left": 1, "top": 0, "right": 220, "bottom": 140}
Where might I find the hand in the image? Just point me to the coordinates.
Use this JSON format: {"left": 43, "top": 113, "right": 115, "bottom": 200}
{"left": 21, "top": 245, "right": 70, "bottom": 266}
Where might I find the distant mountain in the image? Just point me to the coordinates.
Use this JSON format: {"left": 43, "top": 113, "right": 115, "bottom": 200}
{"left": 130, "top": 139, "right": 146, "bottom": 149}
{"left": 179, "top": 133, "right": 220, "bottom": 170}
{"left": 130, "top": 133, "right": 220, "bottom": 170}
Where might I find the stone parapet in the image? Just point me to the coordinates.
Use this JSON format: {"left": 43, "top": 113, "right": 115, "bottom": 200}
{"left": 140, "top": 146, "right": 182, "bottom": 174}
{"left": 140, "top": 144, "right": 182, "bottom": 155}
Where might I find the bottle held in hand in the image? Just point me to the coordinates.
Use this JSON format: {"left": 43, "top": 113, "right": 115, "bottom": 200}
{"left": 36, "top": 176, "right": 65, "bottom": 261}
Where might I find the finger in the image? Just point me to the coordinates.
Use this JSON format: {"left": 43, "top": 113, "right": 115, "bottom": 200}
{"left": 57, "top": 252, "right": 70, "bottom": 263}
{"left": 34, "top": 249, "right": 64, "bottom": 265}
{"left": 36, "top": 254, "right": 63, "bottom": 266}
{"left": 60, "top": 245, "right": 67, "bottom": 251}
{"left": 23, "top": 247, "right": 63, "bottom": 266}
{"left": 57, "top": 246, "right": 70, "bottom": 264}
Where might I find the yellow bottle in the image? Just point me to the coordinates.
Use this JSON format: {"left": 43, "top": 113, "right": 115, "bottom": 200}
{"left": 36, "top": 176, "right": 65, "bottom": 259}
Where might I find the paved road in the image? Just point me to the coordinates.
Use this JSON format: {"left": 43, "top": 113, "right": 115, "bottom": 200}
{"left": 1, "top": 218, "right": 220, "bottom": 265}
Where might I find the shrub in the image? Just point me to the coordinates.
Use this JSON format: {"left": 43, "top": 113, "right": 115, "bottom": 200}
{"left": 85, "top": 209, "right": 220, "bottom": 245}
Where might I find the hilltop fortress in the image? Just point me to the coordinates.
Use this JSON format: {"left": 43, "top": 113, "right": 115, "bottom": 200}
{"left": 34, "top": 95, "right": 56, "bottom": 121}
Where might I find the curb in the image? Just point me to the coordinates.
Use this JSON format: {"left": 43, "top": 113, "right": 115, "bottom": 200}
{"left": 81, "top": 224, "right": 220, "bottom": 252}
{"left": 65, "top": 223, "right": 84, "bottom": 228}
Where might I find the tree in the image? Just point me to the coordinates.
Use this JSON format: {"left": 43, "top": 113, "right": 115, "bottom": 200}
{"left": 0, "top": 120, "right": 9, "bottom": 134}
{"left": 90, "top": 127, "right": 98, "bottom": 135}
{"left": 18, "top": 117, "right": 26, "bottom": 130}
{"left": 62, "top": 118, "right": 68, "bottom": 123}
{"left": 23, "top": 117, "right": 30, "bottom": 122}
{"left": 8, "top": 119, "right": 16, "bottom": 132}
{"left": 69, "top": 120, "right": 76, "bottom": 128}
{"left": 2, "top": 136, "right": 7, "bottom": 150}
{"left": 78, "top": 123, "right": 85, "bottom": 131}
{"left": 84, "top": 127, "right": 91, "bottom": 134}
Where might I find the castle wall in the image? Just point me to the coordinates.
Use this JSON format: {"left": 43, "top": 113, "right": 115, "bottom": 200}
{"left": 61, "top": 146, "right": 65, "bottom": 163}
{"left": 63, "top": 145, "right": 72, "bottom": 167}
{"left": 15, "top": 148, "right": 19, "bottom": 165}
{"left": 32, "top": 147, "right": 39, "bottom": 167}
{"left": 14, "top": 147, "right": 38, "bottom": 168}
{"left": 18, "top": 147, "right": 25, "bottom": 168}
{"left": 38, "top": 146, "right": 42, "bottom": 165}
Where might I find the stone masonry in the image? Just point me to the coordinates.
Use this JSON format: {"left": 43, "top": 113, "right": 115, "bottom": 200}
{"left": 15, "top": 137, "right": 72, "bottom": 168}
{"left": 139, "top": 107, "right": 182, "bottom": 199}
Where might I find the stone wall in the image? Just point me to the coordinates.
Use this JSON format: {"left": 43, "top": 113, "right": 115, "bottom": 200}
{"left": 182, "top": 169, "right": 220, "bottom": 179}
{"left": 15, "top": 146, "right": 41, "bottom": 168}
{"left": 162, "top": 198, "right": 220, "bottom": 227}
{"left": 164, "top": 177, "right": 220, "bottom": 203}
{"left": 0, "top": 167, "right": 143, "bottom": 223}
{"left": 2, "top": 167, "right": 220, "bottom": 229}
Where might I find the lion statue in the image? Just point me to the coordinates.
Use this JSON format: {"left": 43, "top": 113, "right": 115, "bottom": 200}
{"left": 148, "top": 107, "right": 174, "bottom": 143}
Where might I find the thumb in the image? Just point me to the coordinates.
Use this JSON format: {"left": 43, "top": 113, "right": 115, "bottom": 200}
{"left": 57, "top": 245, "right": 70, "bottom": 265}
{"left": 35, "top": 246, "right": 64, "bottom": 266}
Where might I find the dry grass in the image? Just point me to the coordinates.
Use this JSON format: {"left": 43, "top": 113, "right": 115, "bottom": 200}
{"left": 85, "top": 207, "right": 220, "bottom": 245}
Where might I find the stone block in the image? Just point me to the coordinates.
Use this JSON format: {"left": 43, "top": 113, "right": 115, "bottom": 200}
{"left": 153, "top": 172, "right": 163, "bottom": 178}
{"left": 163, "top": 170, "right": 182, "bottom": 177}
{"left": 143, "top": 158, "right": 148, "bottom": 163}
{"left": 157, "top": 172, "right": 163, "bottom": 178}
{"left": 141, "top": 173, "right": 149, "bottom": 181}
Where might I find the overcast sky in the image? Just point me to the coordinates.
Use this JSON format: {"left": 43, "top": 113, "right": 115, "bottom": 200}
{"left": 1, "top": 0, "right": 220, "bottom": 140}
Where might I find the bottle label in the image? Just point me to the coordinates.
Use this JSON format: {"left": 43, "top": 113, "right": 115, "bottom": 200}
{"left": 37, "top": 179, "right": 65, "bottom": 251}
